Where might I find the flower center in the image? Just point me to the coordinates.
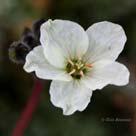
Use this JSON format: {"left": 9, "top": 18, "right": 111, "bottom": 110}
{"left": 66, "top": 59, "right": 92, "bottom": 79}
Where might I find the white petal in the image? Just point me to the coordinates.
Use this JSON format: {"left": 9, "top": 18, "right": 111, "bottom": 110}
{"left": 40, "top": 19, "right": 89, "bottom": 68}
{"left": 83, "top": 21, "right": 127, "bottom": 63}
{"left": 23, "top": 46, "right": 72, "bottom": 81}
{"left": 82, "top": 61, "right": 130, "bottom": 90}
{"left": 49, "top": 80, "right": 92, "bottom": 115}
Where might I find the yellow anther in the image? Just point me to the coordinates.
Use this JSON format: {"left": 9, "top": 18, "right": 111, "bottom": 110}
{"left": 80, "top": 64, "right": 84, "bottom": 68}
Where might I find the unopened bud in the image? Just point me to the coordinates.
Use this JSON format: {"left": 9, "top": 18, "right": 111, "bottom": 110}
{"left": 8, "top": 41, "right": 31, "bottom": 64}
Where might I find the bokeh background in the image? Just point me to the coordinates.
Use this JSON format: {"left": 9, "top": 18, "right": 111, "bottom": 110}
{"left": 0, "top": 0, "right": 136, "bottom": 136}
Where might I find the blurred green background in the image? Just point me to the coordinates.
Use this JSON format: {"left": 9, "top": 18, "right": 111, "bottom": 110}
{"left": 0, "top": 0, "right": 136, "bottom": 136}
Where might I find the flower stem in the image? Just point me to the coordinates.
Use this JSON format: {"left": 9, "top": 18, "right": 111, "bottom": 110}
{"left": 12, "top": 79, "right": 43, "bottom": 136}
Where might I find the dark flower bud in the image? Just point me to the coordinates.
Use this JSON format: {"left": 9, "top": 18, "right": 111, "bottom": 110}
{"left": 8, "top": 41, "right": 31, "bottom": 64}
{"left": 21, "top": 27, "right": 32, "bottom": 36}
{"left": 21, "top": 27, "right": 38, "bottom": 49}
{"left": 9, "top": 19, "right": 45, "bottom": 64}
{"left": 32, "top": 19, "right": 45, "bottom": 43}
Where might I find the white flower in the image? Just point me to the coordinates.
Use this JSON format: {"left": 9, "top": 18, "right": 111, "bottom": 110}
{"left": 23, "top": 19, "right": 130, "bottom": 115}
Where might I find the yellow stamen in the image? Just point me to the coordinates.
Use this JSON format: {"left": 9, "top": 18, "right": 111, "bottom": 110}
{"left": 68, "top": 69, "right": 76, "bottom": 75}
{"left": 76, "top": 63, "right": 84, "bottom": 69}
{"left": 75, "top": 63, "right": 80, "bottom": 69}
{"left": 68, "top": 59, "right": 74, "bottom": 66}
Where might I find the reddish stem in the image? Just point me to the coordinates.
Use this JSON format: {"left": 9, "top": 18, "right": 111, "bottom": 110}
{"left": 12, "top": 79, "right": 43, "bottom": 136}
